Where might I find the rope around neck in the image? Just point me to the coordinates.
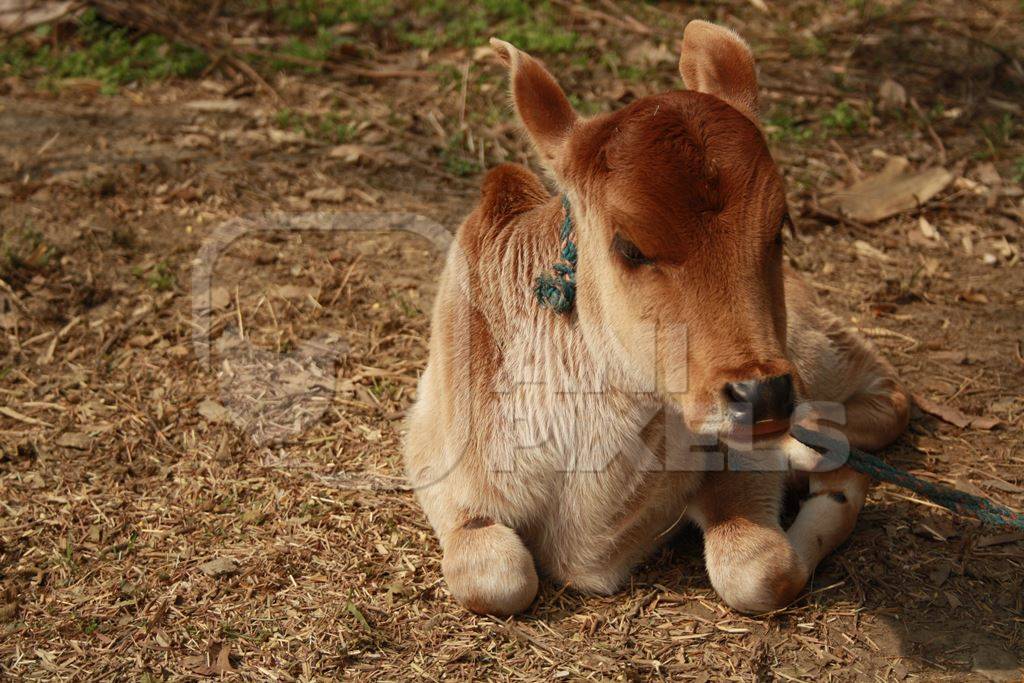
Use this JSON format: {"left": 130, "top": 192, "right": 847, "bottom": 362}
{"left": 531, "top": 197, "right": 1023, "bottom": 528}
{"left": 534, "top": 195, "right": 577, "bottom": 314}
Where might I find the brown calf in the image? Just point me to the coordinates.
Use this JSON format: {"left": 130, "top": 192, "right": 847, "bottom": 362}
{"left": 404, "top": 20, "right": 909, "bottom": 616}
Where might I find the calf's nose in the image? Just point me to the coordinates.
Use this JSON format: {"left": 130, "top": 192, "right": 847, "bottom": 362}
{"left": 724, "top": 374, "right": 794, "bottom": 424}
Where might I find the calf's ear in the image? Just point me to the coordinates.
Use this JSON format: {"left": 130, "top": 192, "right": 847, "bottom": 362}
{"left": 491, "top": 38, "right": 578, "bottom": 169}
{"left": 678, "top": 20, "right": 760, "bottom": 124}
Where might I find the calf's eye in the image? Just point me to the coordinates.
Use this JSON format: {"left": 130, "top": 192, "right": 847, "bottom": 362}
{"left": 612, "top": 233, "right": 652, "bottom": 266}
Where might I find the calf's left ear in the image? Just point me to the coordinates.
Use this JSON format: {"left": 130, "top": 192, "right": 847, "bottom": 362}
{"left": 491, "top": 38, "right": 578, "bottom": 169}
{"left": 679, "top": 20, "right": 760, "bottom": 125}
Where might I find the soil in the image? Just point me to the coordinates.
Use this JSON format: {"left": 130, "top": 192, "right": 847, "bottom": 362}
{"left": 1, "top": 1, "right": 1023, "bottom": 680}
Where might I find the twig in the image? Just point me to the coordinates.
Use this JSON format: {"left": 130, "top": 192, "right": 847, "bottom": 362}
{"left": 458, "top": 62, "right": 470, "bottom": 131}
{"left": 802, "top": 201, "right": 874, "bottom": 238}
{"left": 223, "top": 50, "right": 283, "bottom": 105}
{"left": 205, "top": 0, "right": 224, "bottom": 22}
{"left": 0, "top": 276, "right": 30, "bottom": 315}
{"left": 0, "top": 0, "right": 83, "bottom": 38}
{"left": 0, "top": 406, "right": 52, "bottom": 427}
{"left": 239, "top": 47, "right": 434, "bottom": 80}
{"left": 552, "top": 0, "right": 656, "bottom": 37}
{"left": 910, "top": 97, "right": 947, "bottom": 166}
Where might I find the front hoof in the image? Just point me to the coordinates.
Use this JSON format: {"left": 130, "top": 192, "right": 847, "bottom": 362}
{"left": 442, "top": 522, "right": 538, "bottom": 616}
{"left": 706, "top": 532, "right": 808, "bottom": 614}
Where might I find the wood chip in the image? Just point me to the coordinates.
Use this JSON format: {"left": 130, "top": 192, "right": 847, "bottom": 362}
{"left": 305, "top": 187, "right": 348, "bottom": 203}
{"left": 55, "top": 432, "right": 91, "bottom": 450}
{"left": 184, "top": 99, "right": 244, "bottom": 113}
{"left": 0, "top": 406, "right": 51, "bottom": 427}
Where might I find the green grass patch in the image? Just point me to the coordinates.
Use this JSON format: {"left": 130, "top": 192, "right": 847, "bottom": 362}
{"left": 274, "top": 108, "right": 356, "bottom": 144}
{"left": 791, "top": 34, "right": 829, "bottom": 59}
{"left": 254, "top": 0, "right": 396, "bottom": 33}
{"left": 2, "top": 226, "right": 58, "bottom": 285}
{"left": 0, "top": 9, "right": 208, "bottom": 94}
{"left": 131, "top": 260, "right": 177, "bottom": 292}
{"left": 765, "top": 109, "right": 814, "bottom": 143}
{"left": 976, "top": 113, "right": 1020, "bottom": 160}
{"left": 441, "top": 132, "right": 481, "bottom": 177}
{"left": 1012, "top": 157, "right": 1024, "bottom": 183}
{"left": 400, "top": 0, "right": 581, "bottom": 53}
{"left": 820, "top": 101, "right": 866, "bottom": 135}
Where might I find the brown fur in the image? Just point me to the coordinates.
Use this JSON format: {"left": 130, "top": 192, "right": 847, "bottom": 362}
{"left": 405, "top": 21, "right": 909, "bottom": 616}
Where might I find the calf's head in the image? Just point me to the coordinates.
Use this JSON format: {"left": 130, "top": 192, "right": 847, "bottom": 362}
{"left": 493, "top": 21, "right": 797, "bottom": 441}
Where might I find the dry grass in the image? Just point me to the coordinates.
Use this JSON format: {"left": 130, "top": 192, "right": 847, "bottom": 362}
{"left": 2, "top": 0, "right": 1024, "bottom": 680}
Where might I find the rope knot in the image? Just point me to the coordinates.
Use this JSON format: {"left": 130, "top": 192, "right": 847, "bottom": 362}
{"left": 535, "top": 195, "right": 577, "bottom": 314}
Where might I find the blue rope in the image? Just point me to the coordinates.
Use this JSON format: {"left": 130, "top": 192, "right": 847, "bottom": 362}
{"left": 791, "top": 425, "right": 1024, "bottom": 529}
{"left": 535, "top": 195, "right": 577, "bottom": 314}
{"left": 532, "top": 198, "right": 1022, "bottom": 529}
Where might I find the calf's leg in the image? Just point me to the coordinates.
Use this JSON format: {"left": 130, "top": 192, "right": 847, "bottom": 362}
{"left": 405, "top": 387, "right": 538, "bottom": 616}
{"left": 787, "top": 376, "right": 909, "bottom": 577}
{"left": 440, "top": 514, "right": 538, "bottom": 616}
{"left": 692, "top": 471, "right": 808, "bottom": 614}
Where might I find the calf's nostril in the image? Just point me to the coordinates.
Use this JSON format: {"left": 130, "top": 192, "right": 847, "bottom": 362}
{"left": 723, "top": 373, "right": 795, "bottom": 423}
{"left": 724, "top": 380, "right": 755, "bottom": 405}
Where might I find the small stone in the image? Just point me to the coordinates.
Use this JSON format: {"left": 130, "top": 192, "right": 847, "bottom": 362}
{"left": 199, "top": 557, "right": 239, "bottom": 578}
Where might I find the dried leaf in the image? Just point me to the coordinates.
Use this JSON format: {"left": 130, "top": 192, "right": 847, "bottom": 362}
{"left": 184, "top": 99, "right": 243, "bottom": 113}
{"left": 974, "top": 162, "right": 1001, "bottom": 187}
{"left": 187, "top": 639, "right": 236, "bottom": 676}
{"left": 912, "top": 393, "right": 1001, "bottom": 431}
{"left": 55, "top": 432, "right": 90, "bottom": 450}
{"left": 969, "top": 415, "right": 1002, "bottom": 431}
{"left": 328, "top": 144, "right": 369, "bottom": 163}
{"left": 983, "top": 479, "right": 1024, "bottom": 494}
{"left": 853, "top": 240, "right": 892, "bottom": 262}
{"left": 197, "top": 399, "right": 229, "bottom": 423}
{"left": 878, "top": 78, "right": 907, "bottom": 110}
{"left": 825, "top": 157, "right": 953, "bottom": 223}
{"left": 305, "top": 187, "right": 348, "bottom": 203}
{"left": 959, "top": 290, "right": 989, "bottom": 304}
{"left": 953, "top": 479, "right": 986, "bottom": 497}
{"left": 918, "top": 216, "right": 940, "bottom": 240}
{"left": 976, "top": 532, "right": 1024, "bottom": 548}
{"left": 268, "top": 129, "right": 307, "bottom": 145}
{"left": 209, "top": 286, "right": 231, "bottom": 310}
{"left": 913, "top": 394, "right": 970, "bottom": 428}
{"left": 928, "top": 561, "right": 951, "bottom": 586}
{"left": 199, "top": 557, "right": 239, "bottom": 578}
{"left": 177, "top": 133, "right": 213, "bottom": 149}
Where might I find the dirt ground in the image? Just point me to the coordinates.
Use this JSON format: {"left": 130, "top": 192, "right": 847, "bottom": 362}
{"left": 2, "top": 1, "right": 1024, "bottom": 680}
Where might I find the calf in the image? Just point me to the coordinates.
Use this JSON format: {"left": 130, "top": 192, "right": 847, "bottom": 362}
{"left": 404, "top": 21, "right": 909, "bottom": 615}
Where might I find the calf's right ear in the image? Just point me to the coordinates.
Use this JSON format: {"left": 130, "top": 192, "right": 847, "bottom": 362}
{"left": 491, "top": 38, "right": 578, "bottom": 170}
